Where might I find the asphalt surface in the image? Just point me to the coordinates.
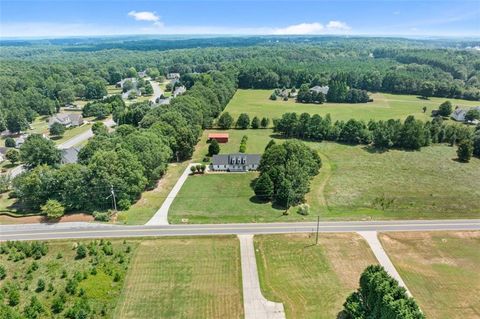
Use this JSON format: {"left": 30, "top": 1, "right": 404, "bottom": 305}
{"left": 1, "top": 219, "right": 479, "bottom": 241}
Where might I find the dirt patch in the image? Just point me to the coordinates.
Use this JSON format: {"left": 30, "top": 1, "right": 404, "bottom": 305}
{"left": 0, "top": 213, "right": 94, "bottom": 225}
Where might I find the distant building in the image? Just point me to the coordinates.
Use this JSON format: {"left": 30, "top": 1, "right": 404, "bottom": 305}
{"left": 137, "top": 70, "right": 147, "bottom": 78}
{"left": 0, "top": 147, "right": 8, "bottom": 162}
{"left": 310, "top": 85, "right": 329, "bottom": 95}
{"left": 173, "top": 86, "right": 186, "bottom": 97}
{"left": 13, "top": 135, "right": 28, "bottom": 148}
{"left": 64, "top": 103, "right": 79, "bottom": 110}
{"left": 61, "top": 147, "right": 81, "bottom": 164}
{"left": 211, "top": 153, "right": 261, "bottom": 172}
{"left": 167, "top": 73, "right": 181, "bottom": 80}
{"left": 156, "top": 97, "right": 171, "bottom": 105}
{"left": 208, "top": 133, "right": 229, "bottom": 143}
{"left": 451, "top": 106, "right": 480, "bottom": 123}
{"left": 49, "top": 113, "right": 84, "bottom": 128}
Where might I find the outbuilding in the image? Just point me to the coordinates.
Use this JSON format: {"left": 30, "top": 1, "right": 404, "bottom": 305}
{"left": 208, "top": 133, "right": 229, "bottom": 143}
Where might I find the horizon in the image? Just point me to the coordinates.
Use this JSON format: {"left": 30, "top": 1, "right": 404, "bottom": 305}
{"left": 1, "top": 0, "right": 479, "bottom": 39}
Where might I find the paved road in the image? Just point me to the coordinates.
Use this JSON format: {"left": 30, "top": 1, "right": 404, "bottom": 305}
{"left": 149, "top": 80, "right": 163, "bottom": 103}
{"left": 1, "top": 219, "right": 479, "bottom": 241}
{"left": 58, "top": 118, "right": 115, "bottom": 149}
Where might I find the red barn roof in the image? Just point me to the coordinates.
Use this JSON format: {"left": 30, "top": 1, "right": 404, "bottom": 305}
{"left": 208, "top": 133, "right": 229, "bottom": 139}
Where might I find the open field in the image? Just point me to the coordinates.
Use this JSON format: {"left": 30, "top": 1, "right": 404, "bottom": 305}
{"left": 115, "top": 236, "right": 243, "bottom": 319}
{"left": 380, "top": 231, "right": 480, "bottom": 318}
{"left": 255, "top": 233, "right": 378, "bottom": 319}
{"left": 223, "top": 89, "right": 480, "bottom": 124}
{"left": 0, "top": 239, "right": 137, "bottom": 318}
{"left": 171, "top": 128, "right": 480, "bottom": 224}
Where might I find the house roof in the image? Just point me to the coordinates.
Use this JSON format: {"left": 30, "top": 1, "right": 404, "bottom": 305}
{"left": 61, "top": 147, "right": 81, "bottom": 164}
{"left": 208, "top": 133, "right": 229, "bottom": 139}
{"left": 0, "top": 147, "right": 8, "bottom": 155}
{"left": 310, "top": 85, "right": 329, "bottom": 95}
{"left": 212, "top": 153, "right": 261, "bottom": 166}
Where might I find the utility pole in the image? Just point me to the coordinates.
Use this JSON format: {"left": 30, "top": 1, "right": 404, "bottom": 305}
{"left": 110, "top": 185, "right": 117, "bottom": 212}
{"left": 315, "top": 215, "right": 320, "bottom": 245}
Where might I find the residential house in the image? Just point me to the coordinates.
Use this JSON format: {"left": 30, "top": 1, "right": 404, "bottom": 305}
{"left": 0, "top": 147, "right": 7, "bottom": 163}
{"left": 64, "top": 103, "right": 79, "bottom": 110}
{"left": 167, "top": 73, "right": 181, "bottom": 80}
{"left": 173, "top": 86, "right": 186, "bottom": 97}
{"left": 137, "top": 70, "right": 147, "bottom": 78}
{"left": 208, "top": 133, "right": 229, "bottom": 143}
{"left": 310, "top": 85, "right": 329, "bottom": 95}
{"left": 451, "top": 106, "right": 480, "bottom": 123}
{"left": 156, "top": 97, "right": 171, "bottom": 105}
{"left": 49, "top": 113, "right": 84, "bottom": 128}
{"left": 61, "top": 147, "right": 81, "bottom": 164}
{"left": 13, "top": 135, "right": 27, "bottom": 148}
{"left": 211, "top": 153, "right": 261, "bottom": 172}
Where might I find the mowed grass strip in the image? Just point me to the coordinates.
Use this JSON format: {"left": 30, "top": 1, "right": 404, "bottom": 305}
{"left": 380, "top": 231, "right": 480, "bottom": 319}
{"left": 114, "top": 236, "right": 243, "bottom": 319}
{"left": 224, "top": 89, "right": 480, "bottom": 123}
{"left": 255, "top": 233, "right": 378, "bottom": 319}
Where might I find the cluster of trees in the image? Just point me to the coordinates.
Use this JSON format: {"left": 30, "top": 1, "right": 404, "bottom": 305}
{"left": 274, "top": 112, "right": 478, "bottom": 152}
{"left": 0, "top": 239, "right": 133, "bottom": 318}
{"left": 217, "top": 112, "right": 270, "bottom": 129}
{"left": 12, "top": 70, "right": 237, "bottom": 213}
{"left": 342, "top": 265, "right": 424, "bottom": 318}
{"left": 458, "top": 124, "right": 480, "bottom": 162}
{"left": 254, "top": 140, "right": 321, "bottom": 208}
{"left": 296, "top": 82, "right": 370, "bottom": 104}
{"left": 82, "top": 95, "right": 125, "bottom": 119}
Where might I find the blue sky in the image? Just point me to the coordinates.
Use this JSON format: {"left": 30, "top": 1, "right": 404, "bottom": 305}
{"left": 1, "top": 0, "right": 479, "bottom": 38}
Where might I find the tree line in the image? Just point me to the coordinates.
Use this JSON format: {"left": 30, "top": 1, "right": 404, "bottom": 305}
{"left": 274, "top": 112, "right": 479, "bottom": 156}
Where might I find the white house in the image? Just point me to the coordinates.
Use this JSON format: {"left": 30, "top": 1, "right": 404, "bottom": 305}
{"left": 451, "top": 106, "right": 480, "bottom": 123}
{"left": 49, "top": 113, "right": 84, "bottom": 128}
{"left": 211, "top": 154, "right": 261, "bottom": 172}
{"left": 173, "top": 86, "right": 186, "bottom": 97}
{"left": 167, "top": 73, "right": 181, "bottom": 80}
{"left": 310, "top": 85, "right": 329, "bottom": 95}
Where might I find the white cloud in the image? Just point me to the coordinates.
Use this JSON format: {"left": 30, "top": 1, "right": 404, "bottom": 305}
{"left": 272, "top": 22, "right": 324, "bottom": 35}
{"left": 326, "top": 21, "right": 351, "bottom": 32}
{"left": 128, "top": 11, "right": 160, "bottom": 22}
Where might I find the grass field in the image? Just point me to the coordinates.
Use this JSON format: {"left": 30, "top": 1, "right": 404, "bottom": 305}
{"left": 115, "top": 236, "right": 243, "bottom": 319}
{"left": 171, "top": 128, "right": 480, "bottom": 223}
{"left": 223, "top": 89, "right": 480, "bottom": 124}
{"left": 51, "top": 123, "right": 93, "bottom": 145}
{"left": 255, "top": 233, "right": 378, "bottom": 319}
{"left": 380, "top": 231, "right": 480, "bottom": 319}
{"left": 0, "top": 239, "right": 137, "bottom": 318}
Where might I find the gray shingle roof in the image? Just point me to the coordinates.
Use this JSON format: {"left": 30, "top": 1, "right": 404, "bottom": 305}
{"left": 61, "top": 147, "right": 81, "bottom": 164}
{"left": 212, "top": 153, "right": 261, "bottom": 166}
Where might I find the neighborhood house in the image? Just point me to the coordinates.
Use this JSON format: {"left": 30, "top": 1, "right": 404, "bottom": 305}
{"left": 211, "top": 153, "right": 261, "bottom": 172}
{"left": 310, "top": 85, "right": 329, "bottom": 95}
{"left": 61, "top": 147, "right": 81, "bottom": 164}
{"left": 167, "top": 73, "right": 181, "bottom": 80}
{"left": 49, "top": 113, "right": 84, "bottom": 128}
{"left": 173, "top": 85, "right": 186, "bottom": 97}
{"left": 208, "top": 133, "right": 229, "bottom": 143}
{"left": 451, "top": 106, "right": 480, "bottom": 123}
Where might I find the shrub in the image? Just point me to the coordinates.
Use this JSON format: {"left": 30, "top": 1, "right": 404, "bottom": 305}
{"left": 41, "top": 199, "right": 65, "bottom": 220}
{"left": 0, "top": 265, "right": 6, "bottom": 280}
{"left": 269, "top": 92, "right": 277, "bottom": 100}
{"left": 36, "top": 278, "right": 45, "bottom": 292}
{"left": 5, "top": 137, "right": 15, "bottom": 148}
{"left": 93, "top": 211, "right": 111, "bottom": 222}
{"left": 438, "top": 101, "right": 452, "bottom": 117}
{"left": 76, "top": 244, "right": 87, "bottom": 259}
{"left": 297, "top": 204, "right": 310, "bottom": 216}
{"left": 457, "top": 140, "right": 473, "bottom": 162}
{"left": 49, "top": 122, "right": 66, "bottom": 136}
{"left": 190, "top": 166, "right": 197, "bottom": 174}
{"left": 117, "top": 199, "right": 131, "bottom": 210}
